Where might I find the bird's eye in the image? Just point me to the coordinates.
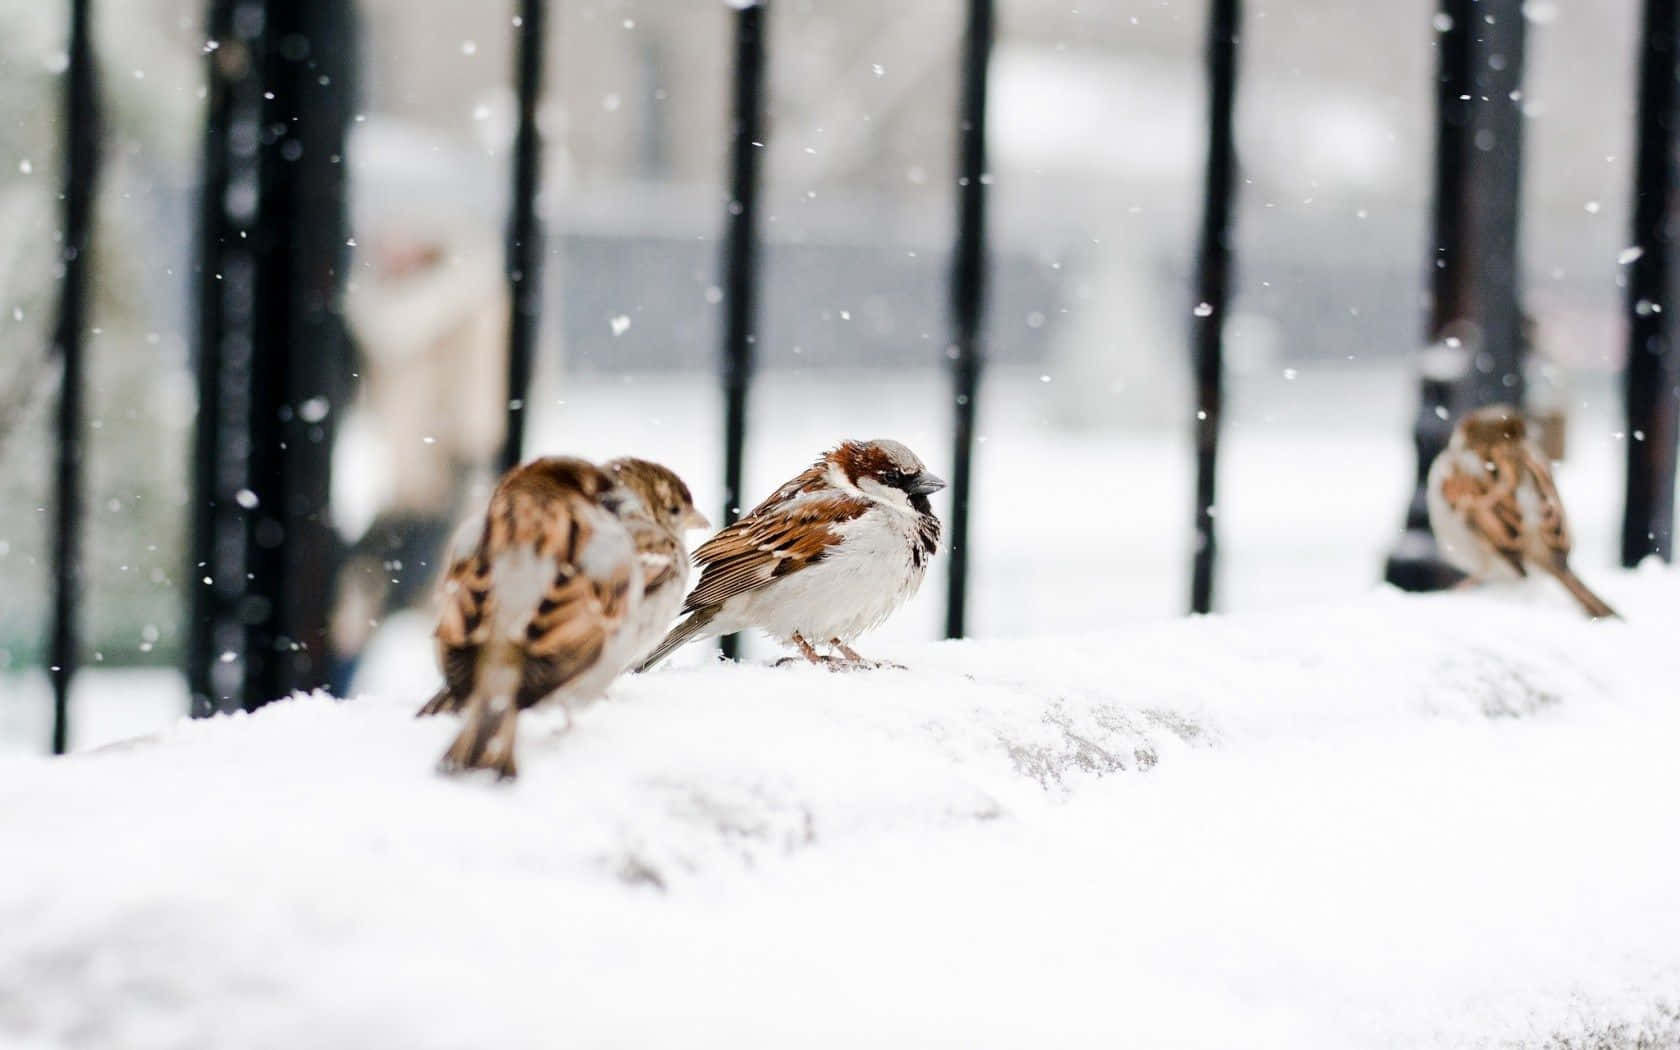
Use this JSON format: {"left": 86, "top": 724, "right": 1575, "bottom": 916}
{"left": 669, "top": 503, "right": 681, "bottom": 516}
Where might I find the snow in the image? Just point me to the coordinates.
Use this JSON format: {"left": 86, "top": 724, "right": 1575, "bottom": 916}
{"left": 0, "top": 668, "right": 183, "bottom": 756}
{"left": 5, "top": 568, "right": 1680, "bottom": 1048}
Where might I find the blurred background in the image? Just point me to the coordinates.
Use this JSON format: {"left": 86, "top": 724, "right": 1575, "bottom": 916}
{"left": 0, "top": 0, "right": 1653, "bottom": 751}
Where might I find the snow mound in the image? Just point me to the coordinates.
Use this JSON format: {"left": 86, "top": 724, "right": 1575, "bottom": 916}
{"left": 4, "top": 572, "right": 1680, "bottom": 1049}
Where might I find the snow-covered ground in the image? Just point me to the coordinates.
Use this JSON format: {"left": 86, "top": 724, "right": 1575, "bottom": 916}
{"left": 3, "top": 566, "right": 1678, "bottom": 1048}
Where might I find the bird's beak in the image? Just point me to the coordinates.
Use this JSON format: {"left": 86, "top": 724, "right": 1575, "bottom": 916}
{"left": 906, "top": 472, "right": 948, "bottom": 495}
{"left": 683, "top": 507, "right": 712, "bottom": 531}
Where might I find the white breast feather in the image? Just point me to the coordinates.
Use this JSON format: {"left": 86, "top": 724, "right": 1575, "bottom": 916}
{"left": 719, "top": 504, "right": 929, "bottom": 645}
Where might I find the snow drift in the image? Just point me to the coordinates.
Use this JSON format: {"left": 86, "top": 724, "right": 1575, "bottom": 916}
{"left": 3, "top": 571, "right": 1680, "bottom": 1049}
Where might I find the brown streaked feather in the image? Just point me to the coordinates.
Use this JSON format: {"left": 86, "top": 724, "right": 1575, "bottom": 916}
{"left": 1444, "top": 449, "right": 1528, "bottom": 577}
{"left": 435, "top": 549, "right": 491, "bottom": 651}
{"left": 515, "top": 555, "right": 633, "bottom": 704}
{"left": 637, "top": 542, "right": 683, "bottom": 598}
{"left": 621, "top": 516, "right": 684, "bottom": 598}
{"left": 1517, "top": 444, "right": 1573, "bottom": 559}
{"left": 684, "top": 492, "right": 871, "bottom": 611}
{"left": 603, "top": 457, "right": 699, "bottom": 600}
{"left": 740, "top": 461, "right": 832, "bottom": 518}
{"left": 429, "top": 457, "right": 631, "bottom": 714}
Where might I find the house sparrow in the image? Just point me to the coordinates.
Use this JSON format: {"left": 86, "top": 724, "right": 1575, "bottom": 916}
{"left": 603, "top": 456, "right": 711, "bottom": 672}
{"left": 636, "top": 439, "right": 945, "bottom": 671}
{"left": 1427, "top": 403, "right": 1618, "bottom": 619}
{"left": 418, "top": 456, "right": 641, "bottom": 778}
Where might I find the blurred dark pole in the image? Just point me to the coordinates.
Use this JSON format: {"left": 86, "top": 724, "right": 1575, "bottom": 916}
{"left": 1622, "top": 0, "right": 1680, "bottom": 567}
{"left": 1189, "top": 0, "right": 1239, "bottom": 616}
{"left": 1385, "top": 0, "right": 1528, "bottom": 592}
{"left": 500, "top": 0, "right": 547, "bottom": 473}
{"left": 48, "top": 0, "right": 100, "bottom": 754}
{"left": 190, "top": 0, "right": 355, "bottom": 715}
{"left": 944, "top": 0, "right": 993, "bottom": 639}
{"left": 718, "top": 0, "right": 766, "bottom": 660}
{"left": 189, "top": 0, "right": 248, "bottom": 718}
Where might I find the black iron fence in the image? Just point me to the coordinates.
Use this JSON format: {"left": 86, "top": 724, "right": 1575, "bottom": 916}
{"left": 36, "top": 0, "right": 1680, "bottom": 751}
{"left": 189, "top": 0, "right": 355, "bottom": 719}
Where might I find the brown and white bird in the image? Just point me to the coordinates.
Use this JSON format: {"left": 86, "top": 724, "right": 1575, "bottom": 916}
{"left": 418, "top": 456, "right": 641, "bottom": 778}
{"left": 603, "top": 457, "right": 710, "bottom": 672}
{"left": 1427, "top": 403, "right": 1618, "bottom": 619}
{"left": 636, "top": 439, "right": 945, "bottom": 670}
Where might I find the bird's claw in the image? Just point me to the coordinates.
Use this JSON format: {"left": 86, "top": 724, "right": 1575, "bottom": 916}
{"left": 771, "top": 654, "right": 903, "bottom": 672}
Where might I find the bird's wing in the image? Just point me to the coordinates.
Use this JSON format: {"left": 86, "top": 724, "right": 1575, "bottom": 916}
{"left": 740, "top": 460, "right": 830, "bottom": 518}
{"left": 435, "top": 540, "right": 492, "bottom": 700}
{"left": 517, "top": 499, "right": 636, "bottom": 701}
{"left": 684, "top": 490, "right": 871, "bottom": 611}
{"left": 437, "top": 484, "right": 635, "bottom": 707}
{"left": 1518, "top": 443, "right": 1573, "bottom": 564}
{"left": 1440, "top": 450, "right": 1528, "bottom": 577}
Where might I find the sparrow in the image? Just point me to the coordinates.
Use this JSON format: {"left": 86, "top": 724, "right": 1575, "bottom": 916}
{"left": 636, "top": 439, "right": 945, "bottom": 671}
{"left": 603, "top": 456, "right": 711, "bottom": 672}
{"left": 1427, "top": 403, "right": 1618, "bottom": 620}
{"left": 417, "top": 456, "right": 641, "bottom": 779}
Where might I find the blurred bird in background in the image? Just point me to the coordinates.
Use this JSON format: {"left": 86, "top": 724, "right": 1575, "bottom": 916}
{"left": 603, "top": 457, "right": 710, "bottom": 674}
{"left": 1427, "top": 404, "right": 1617, "bottom": 620}
{"left": 419, "top": 457, "right": 640, "bottom": 779}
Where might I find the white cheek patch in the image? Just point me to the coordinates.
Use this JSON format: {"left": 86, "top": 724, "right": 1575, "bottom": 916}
{"left": 856, "top": 476, "right": 911, "bottom": 510}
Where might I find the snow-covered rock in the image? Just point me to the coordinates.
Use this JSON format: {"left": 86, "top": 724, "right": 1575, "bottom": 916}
{"left": 3, "top": 572, "right": 1680, "bottom": 1048}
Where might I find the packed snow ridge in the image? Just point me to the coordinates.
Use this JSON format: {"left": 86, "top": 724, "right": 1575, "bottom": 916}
{"left": 4, "top": 571, "right": 1680, "bottom": 1049}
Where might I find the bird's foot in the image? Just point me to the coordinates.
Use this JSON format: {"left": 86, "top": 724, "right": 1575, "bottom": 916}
{"left": 774, "top": 654, "right": 837, "bottom": 669}
{"left": 771, "top": 633, "right": 846, "bottom": 669}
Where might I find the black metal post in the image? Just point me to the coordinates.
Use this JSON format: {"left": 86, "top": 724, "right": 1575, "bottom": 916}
{"left": 1385, "top": 0, "right": 1528, "bottom": 591}
{"left": 1189, "top": 0, "right": 1238, "bottom": 616}
{"left": 190, "top": 0, "right": 354, "bottom": 715}
{"left": 1622, "top": 0, "right": 1680, "bottom": 567}
{"left": 718, "top": 0, "right": 766, "bottom": 660}
{"left": 501, "top": 0, "right": 548, "bottom": 473}
{"left": 944, "top": 0, "right": 993, "bottom": 639}
{"left": 48, "top": 0, "right": 100, "bottom": 754}
{"left": 189, "top": 0, "right": 251, "bottom": 718}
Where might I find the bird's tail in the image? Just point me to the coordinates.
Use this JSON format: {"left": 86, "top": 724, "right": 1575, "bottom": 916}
{"left": 634, "top": 606, "right": 721, "bottom": 673}
{"left": 1551, "top": 563, "right": 1620, "bottom": 621}
{"left": 437, "top": 658, "right": 522, "bottom": 779}
{"left": 416, "top": 687, "right": 460, "bottom": 717}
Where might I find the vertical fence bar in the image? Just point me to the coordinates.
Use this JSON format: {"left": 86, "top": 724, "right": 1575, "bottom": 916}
{"left": 501, "top": 0, "right": 548, "bottom": 473}
{"left": 718, "top": 0, "right": 766, "bottom": 660}
{"left": 189, "top": 0, "right": 253, "bottom": 718}
{"left": 1385, "top": 0, "right": 1528, "bottom": 591}
{"left": 190, "top": 0, "right": 354, "bottom": 714}
{"left": 1622, "top": 0, "right": 1680, "bottom": 567}
{"left": 1189, "top": 0, "right": 1239, "bottom": 616}
{"left": 48, "top": 0, "right": 100, "bottom": 753}
{"left": 249, "top": 0, "right": 354, "bottom": 706}
{"left": 943, "top": 0, "right": 992, "bottom": 639}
